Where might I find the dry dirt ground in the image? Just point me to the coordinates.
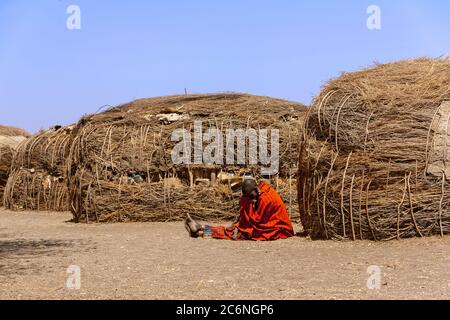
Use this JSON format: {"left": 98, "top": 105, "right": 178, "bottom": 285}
{"left": 0, "top": 208, "right": 449, "bottom": 300}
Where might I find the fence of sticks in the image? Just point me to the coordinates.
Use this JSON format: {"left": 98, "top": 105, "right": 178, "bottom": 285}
{"left": 298, "top": 57, "right": 450, "bottom": 240}
{"left": 67, "top": 93, "right": 306, "bottom": 222}
{"left": 4, "top": 126, "right": 74, "bottom": 211}
{"left": 0, "top": 125, "right": 30, "bottom": 202}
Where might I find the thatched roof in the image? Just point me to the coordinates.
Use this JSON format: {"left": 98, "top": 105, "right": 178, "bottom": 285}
{"left": 71, "top": 93, "right": 307, "bottom": 177}
{"left": 68, "top": 93, "right": 307, "bottom": 222}
{"left": 299, "top": 57, "right": 450, "bottom": 240}
{"left": 0, "top": 125, "right": 30, "bottom": 138}
{"left": 0, "top": 125, "right": 30, "bottom": 203}
{"left": 80, "top": 93, "right": 305, "bottom": 125}
{"left": 3, "top": 125, "right": 73, "bottom": 211}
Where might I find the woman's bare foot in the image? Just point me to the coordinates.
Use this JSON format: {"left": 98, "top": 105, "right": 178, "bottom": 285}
{"left": 184, "top": 213, "right": 203, "bottom": 237}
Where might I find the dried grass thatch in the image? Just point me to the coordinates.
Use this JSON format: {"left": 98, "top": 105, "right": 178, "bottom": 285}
{"left": 298, "top": 58, "right": 450, "bottom": 240}
{"left": 0, "top": 125, "right": 30, "bottom": 202}
{"left": 4, "top": 126, "right": 73, "bottom": 211}
{"left": 68, "top": 93, "right": 306, "bottom": 222}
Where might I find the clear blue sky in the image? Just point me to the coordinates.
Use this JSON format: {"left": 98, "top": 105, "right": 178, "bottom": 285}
{"left": 1, "top": 0, "right": 449, "bottom": 133}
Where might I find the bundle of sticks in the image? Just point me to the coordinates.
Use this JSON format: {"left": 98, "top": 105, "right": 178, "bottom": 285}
{"left": 68, "top": 93, "right": 306, "bottom": 222}
{"left": 0, "top": 125, "right": 29, "bottom": 202}
{"left": 298, "top": 58, "right": 450, "bottom": 240}
{"left": 4, "top": 126, "right": 73, "bottom": 211}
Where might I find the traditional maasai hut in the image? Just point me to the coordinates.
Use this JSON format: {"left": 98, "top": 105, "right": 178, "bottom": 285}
{"left": 68, "top": 93, "right": 307, "bottom": 222}
{"left": 298, "top": 58, "right": 450, "bottom": 240}
{"left": 0, "top": 125, "right": 30, "bottom": 203}
{"left": 4, "top": 125, "right": 74, "bottom": 211}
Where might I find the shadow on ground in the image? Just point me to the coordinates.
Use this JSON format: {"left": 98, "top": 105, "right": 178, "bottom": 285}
{"left": 0, "top": 238, "right": 78, "bottom": 257}
{"left": 0, "top": 238, "right": 91, "bottom": 277}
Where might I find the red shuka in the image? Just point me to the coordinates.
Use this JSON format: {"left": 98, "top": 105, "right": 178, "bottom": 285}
{"left": 205, "top": 182, "right": 294, "bottom": 241}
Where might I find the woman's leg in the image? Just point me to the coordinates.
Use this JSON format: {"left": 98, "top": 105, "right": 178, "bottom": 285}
{"left": 202, "top": 225, "right": 240, "bottom": 240}
{"left": 184, "top": 213, "right": 203, "bottom": 237}
{"left": 185, "top": 213, "right": 242, "bottom": 240}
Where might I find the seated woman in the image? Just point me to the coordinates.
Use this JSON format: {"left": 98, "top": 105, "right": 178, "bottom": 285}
{"left": 185, "top": 178, "right": 294, "bottom": 241}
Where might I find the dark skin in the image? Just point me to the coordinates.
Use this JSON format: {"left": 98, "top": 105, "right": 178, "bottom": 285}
{"left": 242, "top": 179, "right": 260, "bottom": 210}
{"left": 185, "top": 179, "right": 260, "bottom": 237}
{"left": 246, "top": 188, "right": 260, "bottom": 211}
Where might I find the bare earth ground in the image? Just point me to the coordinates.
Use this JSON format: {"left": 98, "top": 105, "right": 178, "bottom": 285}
{"left": 0, "top": 208, "right": 449, "bottom": 300}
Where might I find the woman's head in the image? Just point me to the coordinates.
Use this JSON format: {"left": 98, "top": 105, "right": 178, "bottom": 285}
{"left": 242, "top": 178, "right": 258, "bottom": 200}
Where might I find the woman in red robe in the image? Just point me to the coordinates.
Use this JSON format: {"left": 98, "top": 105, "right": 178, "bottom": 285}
{"left": 185, "top": 179, "right": 294, "bottom": 241}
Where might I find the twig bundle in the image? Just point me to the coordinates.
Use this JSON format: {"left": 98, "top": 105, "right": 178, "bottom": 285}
{"left": 298, "top": 58, "right": 450, "bottom": 240}
{"left": 68, "top": 93, "right": 306, "bottom": 222}
{"left": 0, "top": 125, "right": 30, "bottom": 202}
{"left": 4, "top": 126, "right": 73, "bottom": 211}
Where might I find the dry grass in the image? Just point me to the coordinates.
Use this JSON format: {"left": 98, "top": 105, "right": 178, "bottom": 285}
{"left": 298, "top": 58, "right": 450, "bottom": 240}
{"left": 68, "top": 93, "right": 306, "bottom": 222}
{"left": 4, "top": 126, "right": 73, "bottom": 211}
{"left": 0, "top": 125, "right": 30, "bottom": 137}
{"left": 0, "top": 125, "right": 29, "bottom": 201}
